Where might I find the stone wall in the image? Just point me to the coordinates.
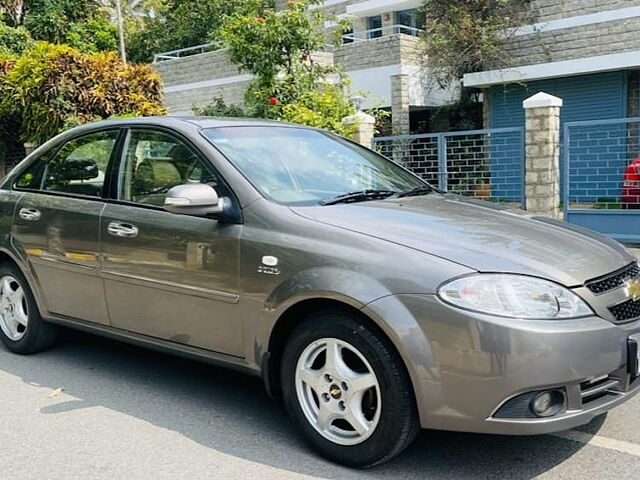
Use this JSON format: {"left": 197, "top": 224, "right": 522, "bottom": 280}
{"left": 153, "top": 49, "right": 242, "bottom": 88}
{"left": 334, "top": 34, "right": 420, "bottom": 71}
{"left": 505, "top": 16, "right": 640, "bottom": 67}
{"left": 154, "top": 48, "right": 333, "bottom": 115}
{"left": 529, "top": 0, "right": 639, "bottom": 22}
{"left": 162, "top": 81, "right": 251, "bottom": 116}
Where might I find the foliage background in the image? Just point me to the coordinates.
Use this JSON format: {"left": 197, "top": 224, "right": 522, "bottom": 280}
{"left": 0, "top": 42, "right": 165, "bottom": 145}
{"left": 0, "top": 0, "right": 118, "bottom": 53}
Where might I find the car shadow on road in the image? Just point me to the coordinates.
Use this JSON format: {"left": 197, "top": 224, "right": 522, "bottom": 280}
{"left": 1, "top": 329, "right": 603, "bottom": 479}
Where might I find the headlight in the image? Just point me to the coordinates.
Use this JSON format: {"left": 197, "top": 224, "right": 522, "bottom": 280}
{"left": 438, "top": 274, "right": 593, "bottom": 319}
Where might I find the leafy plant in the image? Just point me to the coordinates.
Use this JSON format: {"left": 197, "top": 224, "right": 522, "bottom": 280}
{"left": 192, "top": 97, "right": 245, "bottom": 117}
{"left": 0, "top": 20, "right": 32, "bottom": 54}
{"left": 419, "top": 0, "right": 532, "bottom": 88}
{"left": 0, "top": 42, "right": 165, "bottom": 144}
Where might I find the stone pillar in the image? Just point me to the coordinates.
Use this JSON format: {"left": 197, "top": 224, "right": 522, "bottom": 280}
{"left": 391, "top": 74, "right": 410, "bottom": 135}
{"left": 523, "top": 92, "right": 563, "bottom": 218}
{"left": 482, "top": 88, "right": 492, "bottom": 129}
{"left": 24, "top": 143, "right": 36, "bottom": 156}
{"left": 342, "top": 97, "right": 375, "bottom": 147}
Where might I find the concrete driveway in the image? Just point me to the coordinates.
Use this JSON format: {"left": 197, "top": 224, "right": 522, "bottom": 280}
{"left": 1, "top": 329, "right": 640, "bottom": 480}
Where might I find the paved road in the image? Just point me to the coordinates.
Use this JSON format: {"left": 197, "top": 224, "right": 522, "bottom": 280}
{"left": 1, "top": 329, "right": 640, "bottom": 480}
{"left": 2, "top": 247, "right": 639, "bottom": 479}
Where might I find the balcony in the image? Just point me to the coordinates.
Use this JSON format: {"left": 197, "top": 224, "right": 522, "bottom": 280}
{"left": 341, "top": 24, "right": 423, "bottom": 43}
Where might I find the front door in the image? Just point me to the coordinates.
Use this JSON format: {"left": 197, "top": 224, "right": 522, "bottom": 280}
{"left": 11, "top": 130, "right": 120, "bottom": 324}
{"left": 100, "top": 128, "right": 243, "bottom": 356}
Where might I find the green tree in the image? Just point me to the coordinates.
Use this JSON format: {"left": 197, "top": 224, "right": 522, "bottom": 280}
{"left": 218, "top": 0, "right": 355, "bottom": 134}
{"left": 126, "top": 0, "right": 270, "bottom": 63}
{"left": 0, "top": 0, "right": 118, "bottom": 53}
{"left": 419, "top": 0, "right": 531, "bottom": 87}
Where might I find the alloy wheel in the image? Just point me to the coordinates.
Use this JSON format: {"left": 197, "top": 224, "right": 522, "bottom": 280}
{"left": 295, "top": 337, "right": 382, "bottom": 445}
{"left": 0, "top": 275, "right": 28, "bottom": 341}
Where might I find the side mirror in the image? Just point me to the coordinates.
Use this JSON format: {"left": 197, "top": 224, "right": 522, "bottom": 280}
{"left": 164, "top": 184, "right": 227, "bottom": 218}
{"left": 56, "top": 158, "right": 100, "bottom": 181}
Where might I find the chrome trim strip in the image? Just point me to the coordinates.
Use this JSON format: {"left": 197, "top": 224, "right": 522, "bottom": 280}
{"left": 31, "top": 255, "right": 97, "bottom": 270}
{"left": 580, "top": 379, "right": 620, "bottom": 399}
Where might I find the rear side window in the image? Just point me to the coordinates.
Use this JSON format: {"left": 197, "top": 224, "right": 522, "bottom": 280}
{"left": 42, "top": 131, "right": 119, "bottom": 197}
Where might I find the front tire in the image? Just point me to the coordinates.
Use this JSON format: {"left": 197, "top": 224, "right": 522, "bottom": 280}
{"left": 0, "top": 263, "right": 56, "bottom": 354}
{"left": 281, "top": 310, "right": 419, "bottom": 468}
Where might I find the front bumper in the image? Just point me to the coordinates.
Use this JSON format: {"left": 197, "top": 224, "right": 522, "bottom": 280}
{"left": 363, "top": 293, "right": 640, "bottom": 435}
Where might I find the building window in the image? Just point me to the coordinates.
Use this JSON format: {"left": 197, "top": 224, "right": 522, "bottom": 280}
{"left": 342, "top": 28, "right": 354, "bottom": 44}
{"left": 395, "top": 8, "right": 423, "bottom": 35}
{"left": 368, "top": 15, "right": 382, "bottom": 38}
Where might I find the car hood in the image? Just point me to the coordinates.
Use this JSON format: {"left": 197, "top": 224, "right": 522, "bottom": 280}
{"left": 291, "top": 194, "right": 634, "bottom": 287}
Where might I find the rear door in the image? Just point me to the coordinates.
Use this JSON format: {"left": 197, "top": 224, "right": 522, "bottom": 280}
{"left": 11, "top": 130, "right": 121, "bottom": 325}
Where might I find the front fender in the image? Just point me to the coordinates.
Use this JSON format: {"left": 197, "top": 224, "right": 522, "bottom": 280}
{"left": 361, "top": 294, "right": 439, "bottom": 428}
{"left": 264, "top": 266, "right": 392, "bottom": 313}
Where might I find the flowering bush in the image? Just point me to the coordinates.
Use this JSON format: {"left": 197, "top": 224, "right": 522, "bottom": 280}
{"left": 219, "top": 0, "right": 356, "bottom": 132}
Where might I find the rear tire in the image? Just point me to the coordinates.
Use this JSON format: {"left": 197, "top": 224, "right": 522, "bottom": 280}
{"left": 281, "top": 310, "right": 419, "bottom": 468}
{"left": 0, "top": 263, "right": 56, "bottom": 354}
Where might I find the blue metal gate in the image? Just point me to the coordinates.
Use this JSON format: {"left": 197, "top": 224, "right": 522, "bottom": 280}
{"left": 564, "top": 117, "right": 640, "bottom": 243}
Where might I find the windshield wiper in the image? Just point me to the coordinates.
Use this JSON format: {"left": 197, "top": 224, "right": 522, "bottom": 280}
{"left": 396, "top": 185, "right": 439, "bottom": 198}
{"left": 320, "top": 189, "right": 397, "bottom": 206}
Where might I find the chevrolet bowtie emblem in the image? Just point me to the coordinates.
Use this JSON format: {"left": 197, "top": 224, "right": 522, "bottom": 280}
{"left": 625, "top": 278, "right": 640, "bottom": 301}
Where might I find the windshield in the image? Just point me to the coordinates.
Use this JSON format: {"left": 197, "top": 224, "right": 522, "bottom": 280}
{"left": 202, "top": 126, "right": 427, "bottom": 205}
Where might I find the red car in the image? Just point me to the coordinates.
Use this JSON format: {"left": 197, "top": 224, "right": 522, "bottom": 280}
{"left": 622, "top": 156, "right": 640, "bottom": 209}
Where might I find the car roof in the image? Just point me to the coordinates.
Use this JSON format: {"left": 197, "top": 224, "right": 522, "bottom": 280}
{"left": 72, "top": 116, "right": 303, "bottom": 131}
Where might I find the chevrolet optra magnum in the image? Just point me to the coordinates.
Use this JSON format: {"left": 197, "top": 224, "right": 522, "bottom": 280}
{"left": 1, "top": 117, "right": 639, "bottom": 467}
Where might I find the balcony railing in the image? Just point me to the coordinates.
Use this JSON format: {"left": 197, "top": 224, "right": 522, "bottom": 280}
{"left": 341, "top": 25, "right": 423, "bottom": 43}
{"left": 153, "top": 41, "right": 336, "bottom": 63}
{"left": 153, "top": 41, "right": 224, "bottom": 63}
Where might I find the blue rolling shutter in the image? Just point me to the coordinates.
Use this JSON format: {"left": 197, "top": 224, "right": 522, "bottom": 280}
{"left": 490, "top": 71, "right": 626, "bottom": 128}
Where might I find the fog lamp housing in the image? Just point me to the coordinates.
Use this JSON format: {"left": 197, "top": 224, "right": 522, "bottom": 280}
{"left": 530, "top": 390, "right": 565, "bottom": 417}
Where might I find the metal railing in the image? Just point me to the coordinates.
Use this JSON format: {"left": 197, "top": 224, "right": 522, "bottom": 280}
{"left": 564, "top": 117, "right": 640, "bottom": 211}
{"left": 153, "top": 41, "right": 224, "bottom": 63}
{"left": 372, "top": 127, "right": 525, "bottom": 206}
{"left": 341, "top": 25, "right": 423, "bottom": 43}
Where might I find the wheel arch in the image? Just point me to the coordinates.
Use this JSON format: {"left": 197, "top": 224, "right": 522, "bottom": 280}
{"left": 0, "top": 247, "right": 47, "bottom": 316}
{"left": 264, "top": 296, "right": 422, "bottom": 411}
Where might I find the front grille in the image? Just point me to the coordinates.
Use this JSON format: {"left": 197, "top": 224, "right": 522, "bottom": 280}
{"left": 609, "top": 297, "right": 640, "bottom": 323}
{"left": 580, "top": 375, "right": 621, "bottom": 405}
{"left": 585, "top": 262, "right": 640, "bottom": 295}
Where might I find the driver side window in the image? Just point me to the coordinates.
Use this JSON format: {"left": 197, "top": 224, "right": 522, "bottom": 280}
{"left": 119, "top": 129, "right": 219, "bottom": 206}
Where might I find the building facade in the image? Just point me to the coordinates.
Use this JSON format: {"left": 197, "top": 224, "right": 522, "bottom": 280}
{"left": 153, "top": 0, "right": 460, "bottom": 135}
{"left": 154, "top": 1, "right": 640, "bottom": 136}
{"left": 464, "top": 0, "right": 640, "bottom": 130}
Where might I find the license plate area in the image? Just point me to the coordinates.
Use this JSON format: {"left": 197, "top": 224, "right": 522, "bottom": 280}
{"left": 628, "top": 333, "right": 640, "bottom": 377}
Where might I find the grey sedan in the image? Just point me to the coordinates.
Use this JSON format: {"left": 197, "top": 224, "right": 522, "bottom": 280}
{"left": 0, "top": 117, "right": 639, "bottom": 467}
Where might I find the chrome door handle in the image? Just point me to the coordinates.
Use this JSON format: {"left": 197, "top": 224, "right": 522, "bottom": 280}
{"left": 107, "top": 221, "right": 139, "bottom": 238}
{"left": 18, "top": 207, "right": 41, "bottom": 221}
